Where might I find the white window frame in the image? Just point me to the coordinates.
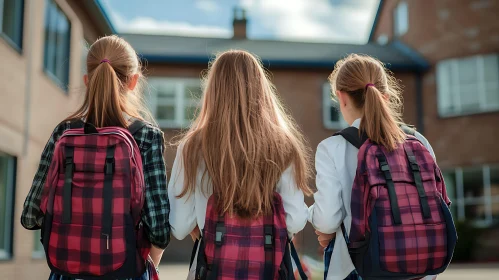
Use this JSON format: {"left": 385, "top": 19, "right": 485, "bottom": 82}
{"left": 436, "top": 54, "right": 499, "bottom": 117}
{"left": 445, "top": 165, "right": 499, "bottom": 228}
{"left": 322, "top": 83, "right": 348, "bottom": 130}
{"left": 0, "top": 152, "right": 15, "bottom": 260}
{"left": 394, "top": 1, "right": 409, "bottom": 36}
{"left": 148, "top": 77, "right": 202, "bottom": 129}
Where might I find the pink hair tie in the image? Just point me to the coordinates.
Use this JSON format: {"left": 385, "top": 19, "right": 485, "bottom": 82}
{"left": 100, "top": 59, "right": 110, "bottom": 64}
{"left": 365, "top": 83, "right": 376, "bottom": 90}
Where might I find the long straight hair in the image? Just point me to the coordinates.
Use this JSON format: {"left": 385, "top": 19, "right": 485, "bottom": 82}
{"left": 177, "top": 50, "right": 312, "bottom": 218}
{"left": 66, "top": 35, "right": 154, "bottom": 127}
{"left": 329, "top": 54, "right": 406, "bottom": 151}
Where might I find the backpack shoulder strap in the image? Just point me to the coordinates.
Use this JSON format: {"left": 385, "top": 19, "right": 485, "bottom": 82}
{"left": 290, "top": 240, "right": 308, "bottom": 279}
{"left": 333, "top": 127, "right": 367, "bottom": 150}
{"left": 128, "top": 119, "right": 147, "bottom": 136}
{"left": 401, "top": 124, "right": 416, "bottom": 136}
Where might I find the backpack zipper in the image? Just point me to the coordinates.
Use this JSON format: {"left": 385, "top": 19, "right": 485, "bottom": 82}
{"left": 60, "top": 131, "right": 135, "bottom": 159}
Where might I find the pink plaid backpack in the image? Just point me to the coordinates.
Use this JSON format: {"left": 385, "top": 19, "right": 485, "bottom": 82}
{"left": 335, "top": 126, "right": 457, "bottom": 280}
{"left": 40, "top": 120, "right": 152, "bottom": 279}
{"left": 192, "top": 193, "right": 308, "bottom": 280}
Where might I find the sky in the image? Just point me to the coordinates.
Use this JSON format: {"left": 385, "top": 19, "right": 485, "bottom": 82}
{"left": 100, "top": 0, "right": 380, "bottom": 44}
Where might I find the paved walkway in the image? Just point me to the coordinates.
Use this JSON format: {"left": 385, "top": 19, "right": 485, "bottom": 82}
{"left": 159, "top": 263, "right": 499, "bottom": 279}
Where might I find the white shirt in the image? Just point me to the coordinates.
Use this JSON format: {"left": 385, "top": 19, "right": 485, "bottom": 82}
{"left": 308, "top": 118, "right": 436, "bottom": 280}
{"left": 168, "top": 144, "right": 309, "bottom": 240}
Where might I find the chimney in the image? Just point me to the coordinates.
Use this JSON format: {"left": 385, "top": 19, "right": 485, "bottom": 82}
{"left": 232, "top": 7, "right": 247, "bottom": 39}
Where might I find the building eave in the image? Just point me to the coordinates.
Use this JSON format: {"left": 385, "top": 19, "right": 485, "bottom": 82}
{"left": 140, "top": 54, "right": 425, "bottom": 72}
{"left": 368, "top": 0, "right": 385, "bottom": 42}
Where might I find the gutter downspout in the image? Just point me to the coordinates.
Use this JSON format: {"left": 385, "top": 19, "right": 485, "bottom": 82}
{"left": 23, "top": 0, "right": 35, "bottom": 156}
{"left": 415, "top": 71, "right": 424, "bottom": 134}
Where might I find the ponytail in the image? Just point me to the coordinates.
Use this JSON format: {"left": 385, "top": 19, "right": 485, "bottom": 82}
{"left": 329, "top": 54, "right": 406, "bottom": 152}
{"left": 66, "top": 35, "right": 154, "bottom": 128}
{"left": 85, "top": 61, "right": 127, "bottom": 127}
{"left": 361, "top": 86, "right": 405, "bottom": 151}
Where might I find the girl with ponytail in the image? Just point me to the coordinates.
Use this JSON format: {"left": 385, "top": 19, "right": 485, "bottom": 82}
{"left": 22, "top": 36, "right": 169, "bottom": 280}
{"left": 309, "top": 54, "right": 437, "bottom": 280}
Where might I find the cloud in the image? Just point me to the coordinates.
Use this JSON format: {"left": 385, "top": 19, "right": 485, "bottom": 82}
{"left": 241, "top": 0, "right": 378, "bottom": 43}
{"left": 195, "top": 0, "right": 219, "bottom": 12}
{"left": 103, "top": 0, "right": 379, "bottom": 43}
{"left": 108, "top": 9, "right": 231, "bottom": 37}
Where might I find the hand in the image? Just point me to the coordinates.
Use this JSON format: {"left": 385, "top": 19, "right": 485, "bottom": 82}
{"left": 190, "top": 225, "right": 201, "bottom": 241}
{"left": 315, "top": 230, "right": 335, "bottom": 248}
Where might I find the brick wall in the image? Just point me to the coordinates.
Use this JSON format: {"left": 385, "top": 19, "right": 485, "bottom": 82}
{"left": 372, "top": 0, "right": 499, "bottom": 168}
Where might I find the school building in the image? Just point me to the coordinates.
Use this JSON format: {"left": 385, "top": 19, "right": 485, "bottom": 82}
{"left": 0, "top": 0, "right": 497, "bottom": 278}
{"left": 0, "top": 0, "right": 114, "bottom": 278}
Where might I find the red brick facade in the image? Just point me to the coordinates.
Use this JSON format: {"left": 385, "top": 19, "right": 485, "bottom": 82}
{"left": 371, "top": 0, "right": 499, "bottom": 168}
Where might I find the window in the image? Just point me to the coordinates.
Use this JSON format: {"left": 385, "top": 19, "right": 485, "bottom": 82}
{"left": 32, "top": 230, "right": 44, "bottom": 259}
{"left": 43, "top": 0, "right": 71, "bottom": 90}
{"left": 437, "top": 54, "right": 499, "bottom": 117}
{"left": 443, "top": 165, "right": 499, "bottom": 227}
{"left": 0, "top": 0, "right": 24, "bottom": 51}
{"left": 323, "top": 83, "right": 348, "bottom": 130}
{"left": 0, "top": 152, "right": 16, "bottom": 259}
{"left": 148, "top": 78, "right": 202, "bottom": 128}
{"left": 394, "top": 1, "right": 408, "bottom": 36}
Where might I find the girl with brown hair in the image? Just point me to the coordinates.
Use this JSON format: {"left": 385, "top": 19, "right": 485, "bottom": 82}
{"left": 309, "top": 54, "right": 439, "bottom": 280}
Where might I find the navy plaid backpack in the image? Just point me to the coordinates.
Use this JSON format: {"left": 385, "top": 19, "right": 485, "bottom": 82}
{"left": 333, "top": 126, "right": 457, "bottom": 280}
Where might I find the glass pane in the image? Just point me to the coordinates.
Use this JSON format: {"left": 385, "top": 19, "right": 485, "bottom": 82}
{"left": 156, "top": 84, "right": 176, "bottom": 99}
{"left": 33, "top": 230, "right": 42, "bottom": 252}
{"left": 437, "top": 62, "right": 455, "bottom": 115}
{"left": 44, "top": 0, "right": 59, "bottom": 74}
{"left": 329, "top": 106, "right": 340, "bottom": 122}
{"left": 493, "top": 202, "right": 499, "bottom": 224}
{"left": 156, "top": 105, "right": 175, "bottom": 121}
{"left": 491, "top": 166, "right": 499, "bottom": 197}
{"left": 458, "top": 57, "right": 478, "bottom": 85}
{"left": 484, "top": 83, "right": 499, "bottom": 109}
{"left": 483, "top": 55, "right": 499, "bottom": 82}
{"left": 184, "top": 84, "right": 202, "bottom": 100}
{"left": 0, "top": 153, "right": 11, "bottom": 251}
{"left": 491, "top": 166, "right": 499, "bottom": 223}
{"left": 442, "top": 170, "right": 457, "bottom": 201}
{"left": 465, "top": 204, "right": 486, "bottom": 221}
{"left": 55, "top": 10, "right": 71, "bottom": 86}
{"left": 459, "top": 84, "right": 480, "bottom": 113}
{"left": 462, "top": 167, "right": 484, "bottom": 201}
{"left": 184, "top": 106, "right": 199, "bottom": 122}
{"left": 2, "top": 0, "right": 23, "bottom": 48}
{"left": 394, "top": 2, "right": 408, "bottom": 36}
{"left": 43, "top": 0, "right": 54, "bottom": 71}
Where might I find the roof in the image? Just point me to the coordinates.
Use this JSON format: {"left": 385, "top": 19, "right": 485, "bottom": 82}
{"left": 121, "top": 33, "right": 428, "bottom": 71}
{"left": 83, "top": 0, "right": 117, "bottom": 34}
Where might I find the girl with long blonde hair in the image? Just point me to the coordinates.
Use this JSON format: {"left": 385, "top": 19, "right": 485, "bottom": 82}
{"left": 168, "top": 50, "right": 312, "bottom": 279}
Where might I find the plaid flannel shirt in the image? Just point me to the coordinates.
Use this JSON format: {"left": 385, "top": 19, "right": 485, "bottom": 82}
{"left": 21, "top": 120, "right": 170, "bottom": 250}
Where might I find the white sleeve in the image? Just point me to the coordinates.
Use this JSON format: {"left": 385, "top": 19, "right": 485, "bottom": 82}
{"left": 276, "top": 166, "right": 308, "bottom": 237}
{"left": 308, "top": 140, "right": 344, "bottom": 234}
{"left": 167, "top": 145, "right": 197, "bottom": 240}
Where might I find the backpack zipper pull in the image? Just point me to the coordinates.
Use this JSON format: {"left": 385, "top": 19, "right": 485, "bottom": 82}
{"left": 102, "top": 233, "right": 110, "bottom": 249}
